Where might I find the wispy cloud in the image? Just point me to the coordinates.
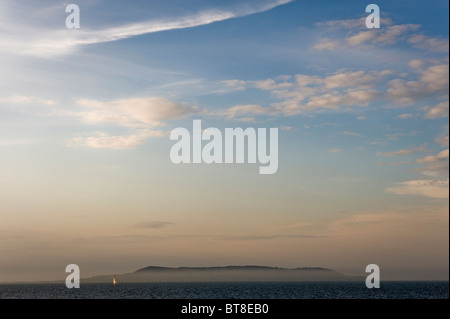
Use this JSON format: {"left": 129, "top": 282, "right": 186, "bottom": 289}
{"left": 224, "top": 69, "right": 390, "bottom": 116}
{"left": 216, "top": 104, "right": 275, "bottom": 121}
{"left": 387, "top": 63, "right": 449, "bottom": 105}
{"left": 386, "top": 179, "right": 449, "bottom": 199}
{"left": 62, "top": 96, "right": 195, "bottom": 149}
{"left": 2, "top": 0, "right": 294, "bottom": 57}
{"left": 423, "top": 101, "right": 449, "bottom": 119}
{"left": 69, "top": 97, "right": 198, "bottom": 128}
{"left": 313, "top": 17, "right": 448, "bottom": 53}
{"left": 377, "top": 146, "right": 426, "bottom": 157}
{"left": 435, "top": 135, "right": 449, "bottom": 147}
{"left": 65, "top": 130, "right": 163, "bottom": 150}
{"left": 329, "top": 149, "right": 341, "bottom": 154}
{"left": 416, "top": 149, "right": 449, "bottom": 177}
{"left": 134, "top": 222, "right": 174, "bottom": 229}
{"left": 219, "top": 234, "right": 326, "bottom": 241}
{"left": 0, "top": 95, "right": 55, "bottom": 106}
{"left": 396, "top": 113, "right": 413, "bottom": 120}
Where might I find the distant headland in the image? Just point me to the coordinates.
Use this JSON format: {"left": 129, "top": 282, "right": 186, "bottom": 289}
{"left": 83, "top": 265, "right": 362, "bottom": 283}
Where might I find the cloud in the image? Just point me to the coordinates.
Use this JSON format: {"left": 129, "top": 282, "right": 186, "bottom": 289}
{"left": 384, "top": 160, "right": 412, "bottom": 166}
{"left": 220, "top": 234, "right": 325, "bottom": 241}
{"left": 396, "top": 113, "right": 413, "bottom": 119}
{"left": 217, "top": 104, "right": 275, "bottom": 120}
{"left": 324, "top": 70, "right": 391, "bottom": 89}
{"left": 2, "top": 0, "right": 294, "bottom": 56}
{"left": 71, "top": 97, "right": 198, "bottom": 128}
{"left": 329, "top": 149, "right": 341, "bottom": 154}
{"left": 244, "top": 70, "right": 389, "bottom": 115}
{"left": 252, "top": 79, "right": 294, "bottom": 90}
{"left": 377, "top": 146, "right": 426, "bottom": 157}
{"left": 386, "top": 179, "right": 449, "bottom": 199}
{"left": 435, "top": 135, "right": 449, "bottom": 147}
{"left": 135, "top": 222, "right": 173, "bottom": 229}
{"left": 0, "top": 140, "right": 35, "bottom": 147}
{"left": 346, "top": 31, "right": 377, "bottom": 46}
{"left": 387, "top": 63, "right": 449, "bottom": 105}
{"left": 313, "top": 38, "right": 340, "bottom": 51}
{"left": 416, "top": 149, "right": 449, "bottom": 177}
{"left": 315, "top": 17, "right": 393, "bottom": 30}
{"left": 61, "top": 96, "right": 196, "bottom": 149}
{"left": 219, "top": 69, "right": 392, "bottom": 117}
{"left": 314, "top": 21, "right": 421, "bottom": 50}
{"left": 423, "top": 101, "right": 449, "bottom": 119}
{"left": 0, "top": 95, "right": 55, "bottom": 106}
{"left": 314, "top": 16, "right": 448, "bottom": 53}
{"left": 338, "top": 131, "right": 363, "bottom": 137}
{"left": 408, "top": 35, "right": 449, "bottom": 53}
{"left": 417, "top": 149, "right": 449, "bottom": 164}
{"left": 222, "top": 80, "right": 247, "bottom": 91}
{"left": 65, "top": 130, "right": 163, "bottom": 149}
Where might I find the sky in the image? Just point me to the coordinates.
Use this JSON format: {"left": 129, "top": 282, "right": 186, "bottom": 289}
{"left": 0, "top": 0, "right": 448, "bottom": 282}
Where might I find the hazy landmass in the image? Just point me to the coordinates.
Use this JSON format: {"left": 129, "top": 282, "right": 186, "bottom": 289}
{"left": 83, "top": 266, "right": 362, "bottom": 283}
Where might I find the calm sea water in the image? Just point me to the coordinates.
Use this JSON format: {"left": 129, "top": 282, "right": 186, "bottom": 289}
{"left": 0, "top": 282, "right": 448, "bottom": 299}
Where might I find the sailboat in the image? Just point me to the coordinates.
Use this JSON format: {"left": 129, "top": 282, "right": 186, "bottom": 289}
{"left": 113, "top": 275, "right": 117, "bottom": 286}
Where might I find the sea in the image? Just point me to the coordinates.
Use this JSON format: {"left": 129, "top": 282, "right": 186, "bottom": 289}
{"left": 0, "top": 281, "right": 448, "bottom": 299}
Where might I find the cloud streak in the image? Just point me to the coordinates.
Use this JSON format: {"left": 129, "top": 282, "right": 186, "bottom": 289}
{"left": 377, "top": 146, "right": 426, "bottom": 157}
{"left": 313, "top": 17, "right": 448, "bottom": 53}
{"left": 65, "top": 130, "right": 163, "bottom": 149}
{"left": 386, "top": 179, "right": 449, "bottom": 199}
{"left": 72, "top": 97, "right": 198, "bottom": 128}
{"left": 134, "top": 222, "right": 174, "bottom": 229}
{"left": 3, "top": 0, "right": 294, "bottom": 56}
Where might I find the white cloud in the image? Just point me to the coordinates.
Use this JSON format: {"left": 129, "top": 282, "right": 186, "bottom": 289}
{"left": 217, "top": 104, "right": 274, "bottom": 120}
{"left": 397, "top": 113, "right": 413, "bottom": 119}
{"left": 252, "top": 79, "right": 294, "bottom": 91}
{"left": 323, "top": 71, "right": 389, "bottom": 89}
{"left": 314, "top": 21, "right": 421, "bottom": 50}
{"left": 63, "top": 96, "right": 196, "bottom": 149}
{"left": 221, "top": 80, "right": 247, "bottom": 91}
{"left": 423, "top": 101, "right": 449, "bottom": 119}
{"left": 386, "top": 179, "right": 449, "bottom": 199}
{"left": 0, "top": 95, "right": 55, "bottom": 106}
{"left": 408, "top": 60, "right": 424, "bottom": 69}
{"left": 346, "top": 31, "right": 376, "bottom": 46}
{"left": 385, "top": 160, "right": 412, "bottom": 166}
{"left": 329, "top": 149, "right": 341, "bottom": 153}
{"left": 313, "top": 17, "right": 448, "bottom": 54}
{"left": 408, "top": 35, "right": 449, "bottom": 52}
{"left": 313, "top": 38, "right": 340, "bottom": 51}
{"left": 1, "top": 0, "right": 294, "bottom": 57}
{"left": 378, "top": 146, "right": 426, "bottom": 157}
{"left": 387, "top": 63, "right": 449, "bottom": 105}
{"left": 417, "top": 149, "right": 449, "bottom": 164}
{"left": 71, "top": 97, "right": 198, "bottom": 128}
{"left": 315, "top": 17, "right": 393, "bottom": 30}
{"left": 248, "top": 70, "right": 390, "bottom": 115}
{"left": 65, "top": 130, "right": 163, "bottom": 150}
{"left": 416, "top": 149, "right": 449, "bottom": 177}
{"left": 435, "top": 135, "right": 449, "bottom": 147}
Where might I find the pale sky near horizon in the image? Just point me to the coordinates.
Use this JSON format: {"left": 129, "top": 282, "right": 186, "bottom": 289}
{"left": 0, "top": 0, "right": 448, "bottom": 282}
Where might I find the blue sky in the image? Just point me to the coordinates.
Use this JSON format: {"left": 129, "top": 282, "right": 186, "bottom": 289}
{"left": 0, "top": 0, "right": 448, "bottom": 281}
